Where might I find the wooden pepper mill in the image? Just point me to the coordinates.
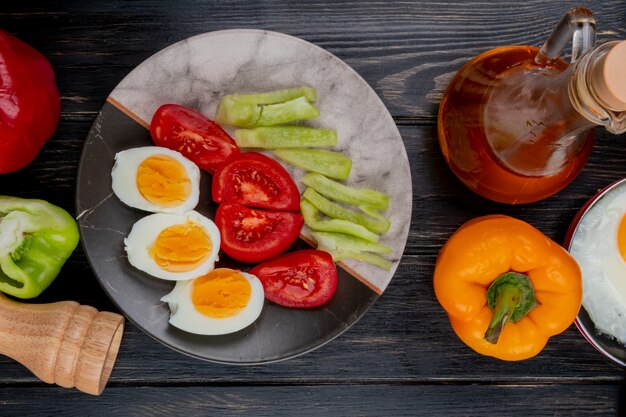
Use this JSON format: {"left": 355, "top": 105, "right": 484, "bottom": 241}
{"left": 0, "top": 292, "right": 124, "bottom": 395}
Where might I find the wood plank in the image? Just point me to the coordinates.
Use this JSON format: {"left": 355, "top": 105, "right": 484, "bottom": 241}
{"left": 0, "top": 384, "right": 622, "bottom": 416}
{"left": 1, "top": 124, "right": 624, "bottom": 383}
{"left": 1, "top": 1, "right": 624, "bottom": 120}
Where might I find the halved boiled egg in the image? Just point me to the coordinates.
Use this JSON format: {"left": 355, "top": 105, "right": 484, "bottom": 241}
{"left": 125, "top": 211, "right": 220, "bottom": 281}
{"left": 112, "top": 146, "right": 200, "bottom": 214}
{"left": 161, "top": 268, "right": 265, "bottom": 335}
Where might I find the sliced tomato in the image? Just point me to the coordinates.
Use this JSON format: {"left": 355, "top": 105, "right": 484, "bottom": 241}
{"left": 150, "top": 104, "right": 240, "bottom": 173}
{"left": 215, "top": 203, "right": 303, "bottom": 263}
{"left": 249, "top": 250, "right": 338, "bottom": 308}
{"left": 212, "top": 152, "right": 300, "bottom": 211}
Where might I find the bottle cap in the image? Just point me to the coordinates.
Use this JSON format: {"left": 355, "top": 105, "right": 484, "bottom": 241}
{"left": 592, "top": 41, "right": 626, "bottom": 111}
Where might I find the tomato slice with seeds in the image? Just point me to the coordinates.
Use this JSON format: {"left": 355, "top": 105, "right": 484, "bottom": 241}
{"left": 250, "top": 250, "right": 338, "bottom": 308}
{"left": 215, "top": 203, "right": 304, "bottom": 263}
{"left": 150, "top": 104, "right": 240, "bottom": 173}
{"left": 212, "top": 152, "right": 300, "bottom": 211}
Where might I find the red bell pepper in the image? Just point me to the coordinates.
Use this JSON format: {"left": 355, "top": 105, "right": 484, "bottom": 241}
{"left": 0, "top": 30, "right": 61, "bottom": 174}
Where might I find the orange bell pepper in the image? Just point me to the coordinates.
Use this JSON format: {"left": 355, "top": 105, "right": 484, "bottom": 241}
{"left": 434, "top": 215, "right": 582, "bottom": 361}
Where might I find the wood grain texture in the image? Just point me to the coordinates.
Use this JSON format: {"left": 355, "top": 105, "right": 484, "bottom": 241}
{"left": 0, "top": 0, "right": 625, "bottom": 414}
{"left": 2, "top": 1, "right": 625, "bottom": 120}
{"left": 0, "top": 384, "right": 624, "bottom": 416}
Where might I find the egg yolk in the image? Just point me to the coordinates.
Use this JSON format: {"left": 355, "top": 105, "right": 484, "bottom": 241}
{"left": 150, "top": 222, "right": 211, "bottom": 272}
{"left": 136, "top": 155, "right": 191, "bottom": 207}
{"left": 192, "top": 269, "right": 251, "bottom": 319}
{"left": 619, "top": 214, "right": 626, "bottom": 263}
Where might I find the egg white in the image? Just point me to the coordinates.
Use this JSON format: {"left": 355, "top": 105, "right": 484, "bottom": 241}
{"left": 569, "top": 181, "right": 626, "bottom": 345}
{"left": 112, "top": 146, "right": 200, "bottom": 214}
{"left": 160, "top": 271, "right": 265, "bottom": 335}
{"left": 125, "top": 211, "right": 220, "bottom": 281}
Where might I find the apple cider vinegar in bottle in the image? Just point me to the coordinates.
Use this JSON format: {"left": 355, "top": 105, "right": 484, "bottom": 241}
{"left": 438, "top": 7, "right": 626, "bottom": 204}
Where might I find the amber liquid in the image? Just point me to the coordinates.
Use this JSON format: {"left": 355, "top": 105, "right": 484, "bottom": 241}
{"left": 438, "top": 46, "right": 595, "bottom": 204}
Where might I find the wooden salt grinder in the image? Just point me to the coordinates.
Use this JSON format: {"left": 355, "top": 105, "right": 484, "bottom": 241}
{"left": 0, "top": 292, "right": 124, "bottom": 395}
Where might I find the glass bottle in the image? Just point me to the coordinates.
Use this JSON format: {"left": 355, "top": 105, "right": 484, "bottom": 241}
{"left": 438, "top": 7, "right": 626, "bottom": 204}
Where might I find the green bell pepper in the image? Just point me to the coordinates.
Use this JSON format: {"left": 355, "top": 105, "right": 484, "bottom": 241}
{"left": 0, "top": 196, "right": 79, "bottom": 298}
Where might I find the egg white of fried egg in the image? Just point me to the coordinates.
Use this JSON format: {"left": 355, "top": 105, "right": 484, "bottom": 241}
{"left": 161, "top": 268, "right": 265, "bottom": 335}
{"left": 125, "top": 211, "right": 220, "bottom": 281}
{"left": 569, "top": 180, "right": 626, "bottom": 345}
{"left": 112, "top": 146, "right": 200, "bottom": 214}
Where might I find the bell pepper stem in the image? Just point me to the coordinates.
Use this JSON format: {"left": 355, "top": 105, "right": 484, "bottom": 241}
{"left": 484, "top": 272, "right": 538, "bottom": 345}
{"left": 484, "top": 285, "right": 517, "bottom": 344}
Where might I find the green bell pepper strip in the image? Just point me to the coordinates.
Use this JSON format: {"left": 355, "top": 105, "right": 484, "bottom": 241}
{"left": 226, "top": 86, "right": 317, "bottom": 104}
{"left": 274, "top": 148, "right": 352, "bottom": 180}
{"left": 301, "top": 172, "right": 389, "bottom": 211}
{"left": 331, "top": 250, "right": 392, "bottom": 271}
{"left": 310, "top": 231, "right": 392, "bottom": 255}
{"left": 235, "top": 126, "right": 337, "bottom": 148}
{"left": 310, "top": 231, "right": 393, "bottom": 271}
{"left": 301, "top": 199, "right": 380, "bottom": 243}
{"left": 303, "top": 188, "right": 390, "bottom": 233}
{"left": 0, "top": 196, "right": 79, "bottom": 299}
{"left": 216, "top": 96, "right": 320, "bottom": 128}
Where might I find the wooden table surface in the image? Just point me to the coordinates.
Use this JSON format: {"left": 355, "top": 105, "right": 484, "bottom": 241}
{"left": 1, "top": 1, "right": 625, "bottom": 415}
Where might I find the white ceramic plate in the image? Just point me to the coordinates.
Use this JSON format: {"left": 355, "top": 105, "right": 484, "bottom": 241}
{"left": 77, "top": 29, "right": 412, "bottom": 363}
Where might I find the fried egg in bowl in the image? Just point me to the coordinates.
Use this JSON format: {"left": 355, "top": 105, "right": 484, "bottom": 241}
{"left": 567, "top": 178, "right": 626, "bottom": 366}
